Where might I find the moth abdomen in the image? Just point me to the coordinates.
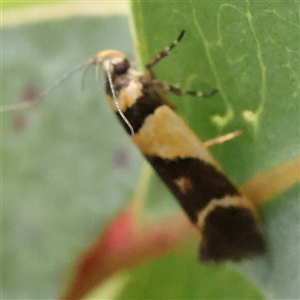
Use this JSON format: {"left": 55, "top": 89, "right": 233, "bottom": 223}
{"left": 200, "top": 205, "right": 266, "bottom": 262}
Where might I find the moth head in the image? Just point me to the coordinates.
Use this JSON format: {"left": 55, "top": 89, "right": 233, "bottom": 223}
{"left": 93, "top": 50, "right": 130, "bottom": 76}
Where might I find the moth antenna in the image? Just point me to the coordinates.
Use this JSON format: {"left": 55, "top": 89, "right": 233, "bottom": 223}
{"left": 1, "top": 58, "right": 93, "bottom": 113}
{"left": 0, "top": 101, "right": 36, "bottom": 113}
{"left": 104, "top": 63, "right": 135, "bottom": 136}
{"left": 81, "top": 63, "right": 93, "bottom": 90}
{"left": 41, "top": 58, "right": 93, "bottom": 99}
{"left": 95, "top": 63, "right": 100, "bottom": 82}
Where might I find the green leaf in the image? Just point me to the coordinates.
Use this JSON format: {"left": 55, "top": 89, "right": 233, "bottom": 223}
{"left": 117, "top": 252, "right": 265, "bottom": 300}
{"left": 2, "top": 6, "right": 141, "bottom": 299}
{"left": 128, "top": 1, "right": 299, "bottom": 299}
{"left": 3, "top": 2, "right": 299, "bottom": 299}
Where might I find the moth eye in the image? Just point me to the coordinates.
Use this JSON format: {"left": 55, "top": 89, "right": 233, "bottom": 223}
{"left": 113, "top": 59, "right": 130, "bottom": 75}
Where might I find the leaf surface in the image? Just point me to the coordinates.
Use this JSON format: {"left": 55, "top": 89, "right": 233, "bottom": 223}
{"left": 128, "top": 1, "right": 300, "bottom": 299}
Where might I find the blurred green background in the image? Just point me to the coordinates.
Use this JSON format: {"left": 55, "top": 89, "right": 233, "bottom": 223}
{"left": 2, "top": 2, "right": 299, "bottom": 299}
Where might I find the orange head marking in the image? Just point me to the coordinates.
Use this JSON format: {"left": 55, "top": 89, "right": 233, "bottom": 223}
{"left": 92, "top": 50, "right": 126, "bottom": 66}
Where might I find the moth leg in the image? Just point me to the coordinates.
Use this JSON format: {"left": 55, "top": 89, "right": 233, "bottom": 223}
{"left": 146, "top": 30, "right": 185, "bottom": 73}
{"left": 144, "top": 30, "right": 217, "bottom": 98}
{"left": 204, "top": 130, "right": 242, "bottom": 148}
{"left": 149, "top": 80, "right": 217, "bottom": 97}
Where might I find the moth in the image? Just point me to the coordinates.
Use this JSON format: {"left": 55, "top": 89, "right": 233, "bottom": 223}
{"left": 93, "top": 30, "right": 266, "bottom": 262}
{"left": 2, "top": 30, "right": 266, "bottom": 262}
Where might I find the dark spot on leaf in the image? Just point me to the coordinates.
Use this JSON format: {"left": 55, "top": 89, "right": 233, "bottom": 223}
{"left": 12, "top": 114, "right": 27, "bottom": 131}
{"left": 12, "top": 84, "right": 40, "bottom": 131}
{"left": 112, "top": 147, "right": 130, "bottom": 170}
{"left": 21, "top": 84, "right": 40, "bottom": 102}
